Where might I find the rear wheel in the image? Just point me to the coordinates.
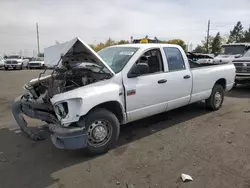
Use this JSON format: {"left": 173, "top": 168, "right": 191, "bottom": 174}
{"left": 84, "top": 108, "right": 120, "bottom": 155}
{"left": 206, "top": 84, "right": 224, "bottom": 110}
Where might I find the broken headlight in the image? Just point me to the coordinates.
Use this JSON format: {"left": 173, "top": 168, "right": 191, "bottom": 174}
{"left": 54, "top": 102, "right": 68, "bottom": 119}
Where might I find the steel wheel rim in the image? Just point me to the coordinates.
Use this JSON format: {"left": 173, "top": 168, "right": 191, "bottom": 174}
{"left": 87, "top": 120, "right": 112, "bottom": 147}
{"left": 214, "top": 91, "right": 222, "bottom": 108}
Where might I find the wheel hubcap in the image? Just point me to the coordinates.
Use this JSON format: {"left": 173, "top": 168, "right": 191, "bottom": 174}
{"left": 87, "top": 120, "right": 112, "bottom": 147}
{"left": 93, "top": 125, "right": 107, "bottom": 141}
{"left": 214, "top": 92, "right": 222, "bottom": 107}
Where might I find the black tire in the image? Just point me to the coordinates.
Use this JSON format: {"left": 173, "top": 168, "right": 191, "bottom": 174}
{"left": 233, "top": 83, "right": 237, "bottom": 88}
{"left": 4, "top": 67, "right": 8, "bottom": 70}
{"left": 13, "top": 67, "right": 16, "bottom": 70}
{"left": 84, "top": 108, "right": 120, "bottom": 155}
{"left": 20, "top": 64, "right": 23, "bottom": 70}
{"left": 206, "top": 84, "right": 224, "bottom": 111}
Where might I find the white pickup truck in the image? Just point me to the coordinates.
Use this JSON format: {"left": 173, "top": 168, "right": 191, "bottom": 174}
{"left": 4, "top": 55, "right": 29, "bottom": 70}
{"left": 12, "top": 38, "right": 235, "bottom": 155}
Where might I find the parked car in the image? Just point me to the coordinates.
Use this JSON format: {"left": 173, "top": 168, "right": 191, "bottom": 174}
{"left": 27, "top": 57, "right": 45, "bottom": 69}
{"left": 233, "top": 49, "right": 250, "bottom": 86}
{"left": 12, "top": 37, "right": 235, "bottom": 155}
{"left": 4, "top": 55, "right": 29, "bottom": 70}
{"left": 0, "top": 56, "right": 4, "bottom": 68}
{"left": 213, "top": 43, "right": 250, "bottom": 64}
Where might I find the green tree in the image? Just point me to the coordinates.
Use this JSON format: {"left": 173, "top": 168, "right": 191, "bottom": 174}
{"left": 94, "top": 42, "right": 105, "bottom": 52}
{"left": 117, "top": 40, "right": 129, "bottom": 45}
{"left": 211, "top": 32, "right": 222, "bottom": 55}
{"left": 162, "top": 39, "right": 187, "bottom": 52}
{"left": 38, "top": 53, "right": 44, "bottom": 57}
{"left": 193, "top": 45, "right": 207, "bottom": 53}
{"left": 227, "top": 21, "right": 244, "bottom": 43}
{"left": 241, "top": 26, "right": 250, "bottom": 42}
{"left": 104, "top": 38, "right": 116, "bottom": 47}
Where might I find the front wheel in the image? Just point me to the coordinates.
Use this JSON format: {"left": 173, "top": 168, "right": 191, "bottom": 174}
{"left": 206, "top": 84, "right": 224, "bottom": 111}
{"left": 233, "top": 83, "right": 237, "bottom": 88}
{"left": 84, "top": 108, "right": 120, "bottom": 155}
{"left": 4, "top": 66, "right": 8, "bottom": 70}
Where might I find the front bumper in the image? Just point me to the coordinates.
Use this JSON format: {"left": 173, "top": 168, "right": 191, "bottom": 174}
{"left": 235, "top": 75, "right": 250, "bottom": 84}
{"left": 28, "top": 64, "right": 44, "bottom": 68}
{"left": 12, "top": 95, "right": 88, "bottom": 149}
{"left": 5, "top": 64, "right": 22, "bottom": 68}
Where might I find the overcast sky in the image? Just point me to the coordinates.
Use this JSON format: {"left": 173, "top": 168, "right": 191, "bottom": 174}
{"left": 0, "top": 0, "right": 250, "bottom": 56}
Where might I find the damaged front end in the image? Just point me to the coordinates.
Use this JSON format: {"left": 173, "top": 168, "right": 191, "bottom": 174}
{"left": 12, "top": 37, "right": 114, "bottom": 149}
{"left": 12, "top": 95, "right": 88, "bottom": 149}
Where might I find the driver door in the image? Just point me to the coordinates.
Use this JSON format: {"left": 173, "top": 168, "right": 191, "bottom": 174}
{"left": 123, "top": 48, "right": 168, "bottom": 122}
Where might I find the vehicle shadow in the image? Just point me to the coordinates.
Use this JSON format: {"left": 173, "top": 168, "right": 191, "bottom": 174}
{"left": 0, "top": 103, "right": 211, "bottom": 188}
{"left": 226, "top": 84, "right": 250, "bottom": 98}
{"left": 118, "top": 102, "right": 210, "bottom": 146}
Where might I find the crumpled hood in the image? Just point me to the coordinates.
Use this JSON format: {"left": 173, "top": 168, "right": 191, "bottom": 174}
{"left": 44, "top": 37, "right": 114, "bottom": 76}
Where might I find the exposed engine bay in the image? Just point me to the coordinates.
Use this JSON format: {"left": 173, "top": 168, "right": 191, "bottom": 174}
{"left": 25, "top": 67, "right": 111, "bottom": 101}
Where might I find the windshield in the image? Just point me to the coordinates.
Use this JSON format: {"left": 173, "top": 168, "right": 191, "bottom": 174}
{"left": 97, "top": 47, "right": 138, "bottom": 73}
{"left": 33, "top": 57, "right": 44, "bottom": 61}
{"left": 243, "top": 50, "right": 250, "bottom": 57}
{"left": 6, "top": 55, "right": 21, "bottom": 59}
{"left": 221, "top": 45, "right": 246, "bottom": 55}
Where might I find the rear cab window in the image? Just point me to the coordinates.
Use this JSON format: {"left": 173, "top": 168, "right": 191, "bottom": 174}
{"left": 163, "top": 47, "right": 186, "bottom": 71}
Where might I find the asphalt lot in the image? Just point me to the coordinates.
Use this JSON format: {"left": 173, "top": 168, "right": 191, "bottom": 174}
{"left": 0, "top": 69, "right": 250, "bottom": 188}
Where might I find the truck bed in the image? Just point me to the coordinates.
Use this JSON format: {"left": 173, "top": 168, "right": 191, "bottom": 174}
{"left": 189, "top": 62, "right": 235, "bottom": 104}
{"left": 189, "top": 60, "right": 227, "bottom": 69}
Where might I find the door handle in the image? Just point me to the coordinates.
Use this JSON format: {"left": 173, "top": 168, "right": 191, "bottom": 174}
{"left": 158, "top": 79, "right": 167, "bottom": 84}
{"left": 183, "top": 75, "right": 191, "bottom": 79}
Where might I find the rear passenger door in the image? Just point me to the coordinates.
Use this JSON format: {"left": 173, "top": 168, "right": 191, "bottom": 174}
{"left": 162, "top": 47, "right": 192, "bottom": 110}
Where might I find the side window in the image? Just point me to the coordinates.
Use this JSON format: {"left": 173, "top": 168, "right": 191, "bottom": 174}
{"left": 137, "top": 49, "right": 163, "bottom": 75}
{"left": 163, "top": 47, "right": 185, "bottom": 71}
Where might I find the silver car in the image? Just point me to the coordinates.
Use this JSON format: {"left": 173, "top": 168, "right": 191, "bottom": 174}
{"left": 27, "top": 57, "right": 45, "bottom": 69}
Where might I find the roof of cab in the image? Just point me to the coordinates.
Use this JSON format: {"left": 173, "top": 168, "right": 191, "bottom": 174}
{"left": 107, "top": 43, "right": 181, "bottom": 50}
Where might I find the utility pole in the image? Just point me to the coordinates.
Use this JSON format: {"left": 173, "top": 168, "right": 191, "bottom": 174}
{"left": 36, "top": 23, "right": 40, "bottom": 55}
{"left": 206, "top": 20, "right": 210, "bottom": 53}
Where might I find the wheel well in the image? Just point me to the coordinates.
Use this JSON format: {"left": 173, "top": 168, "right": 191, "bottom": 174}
{"left": 215, "top": 78, "right": 226, "bottom": 90}
{"left": 91, "top": 101, "right": 124, "bottom": 123}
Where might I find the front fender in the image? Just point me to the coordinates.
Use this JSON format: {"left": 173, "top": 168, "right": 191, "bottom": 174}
{"left": 51, "top": 81, "right": 124, "bottom": 125}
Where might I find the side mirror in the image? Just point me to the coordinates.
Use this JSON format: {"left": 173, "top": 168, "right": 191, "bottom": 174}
{"left": 128, "top": 63, "right": 149, "bottom": 78}
{"left": 235, "top": 54, "right": 241, "bottom": 58}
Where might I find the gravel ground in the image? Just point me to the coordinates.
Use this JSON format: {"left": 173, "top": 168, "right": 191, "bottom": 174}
{"left": 0, "top": 69, "right": 250, "bottom": 188}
